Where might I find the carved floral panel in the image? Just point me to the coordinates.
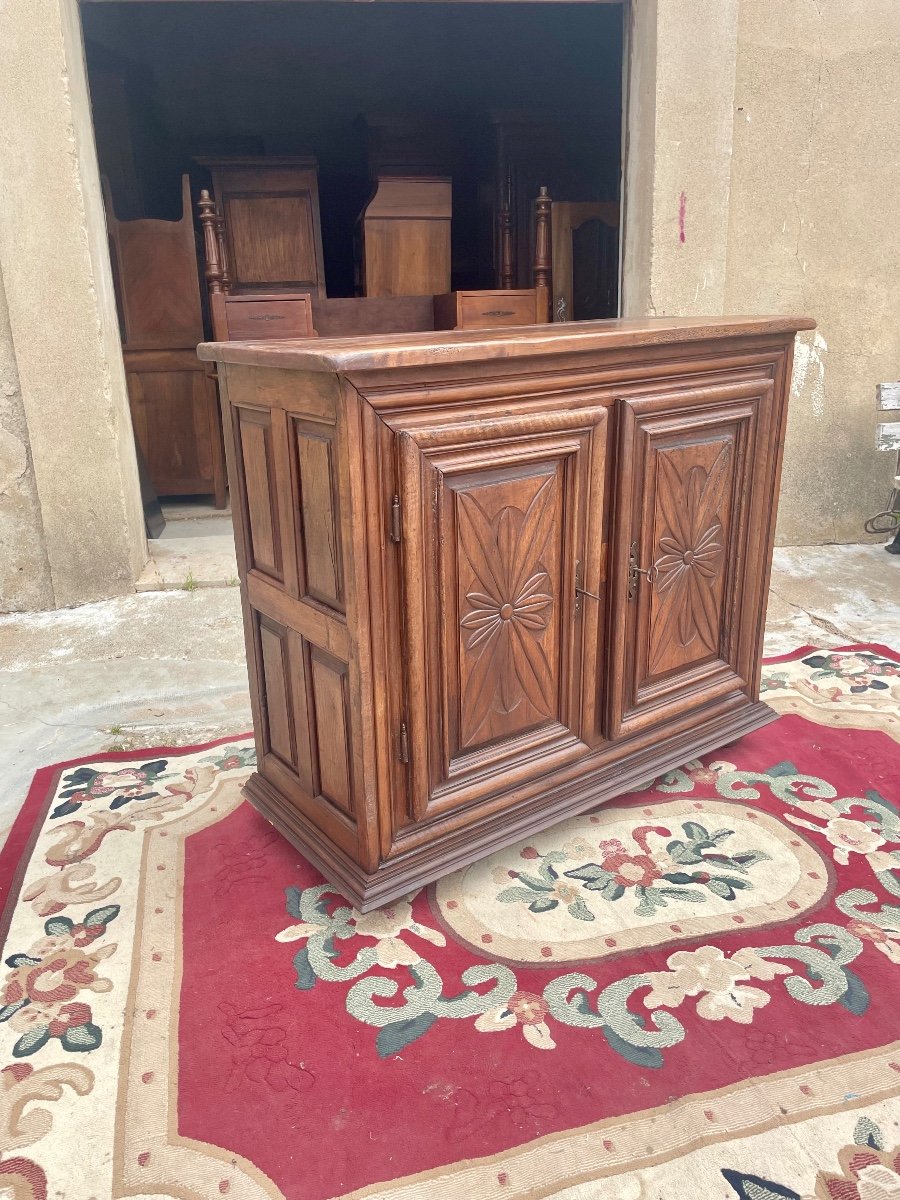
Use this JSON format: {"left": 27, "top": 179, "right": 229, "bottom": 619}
{"left": 647, "top": 439, "right": 734, "bottom": 677}
{"left": 455, "top": 469, "right": 562, "bottom": 751}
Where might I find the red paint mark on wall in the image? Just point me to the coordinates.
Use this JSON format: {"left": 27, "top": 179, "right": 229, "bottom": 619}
{"left": 678, "top": 191, "right": 687, "bottom": 243}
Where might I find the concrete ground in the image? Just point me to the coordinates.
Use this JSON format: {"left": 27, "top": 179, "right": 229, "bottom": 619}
{"left": 1, "top": 534, "right": 898, "bottom": 852}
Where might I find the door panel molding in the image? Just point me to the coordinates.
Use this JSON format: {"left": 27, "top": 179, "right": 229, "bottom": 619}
{"left": 609, "top": 376, "right": 774, "bottom": 737}
{"left": 395, "top": 406, "right": 608, "bottom": 830}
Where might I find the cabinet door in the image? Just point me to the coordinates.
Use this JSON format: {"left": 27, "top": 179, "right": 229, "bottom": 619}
{"left": 395, "top": 406, "right": 607, "bottom": 830}
{"left": 608, "top": 377, "right": 774, "bottom": 737}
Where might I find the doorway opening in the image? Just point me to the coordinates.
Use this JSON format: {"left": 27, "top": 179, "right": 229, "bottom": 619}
{"left": 80, "top": 0, "right": 625, "bottom": 545}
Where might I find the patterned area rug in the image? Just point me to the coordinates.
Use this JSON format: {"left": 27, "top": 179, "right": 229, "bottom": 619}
{"left": 1, "top": 644, "right": 899, "bottom": 1200}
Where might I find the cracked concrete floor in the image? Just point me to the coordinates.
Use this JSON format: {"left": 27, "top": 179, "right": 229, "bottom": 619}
{"left": 0, "top": 543, "right": 897, "bottom": 850}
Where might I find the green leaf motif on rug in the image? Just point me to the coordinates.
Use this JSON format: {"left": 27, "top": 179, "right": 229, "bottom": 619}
{"left": 721, "top": 1170, "right": 801, "bottom": 1200}
{"left": 600, "top": 1024, "right": 664, "bottom": 1069}
{"left": 12, "top": 1024, "right": 51, "bottom": 1059}
{"left": 293, "top": 947, "right": 317, "bottom": 991}
{"left": 61, "top": 1022, "right": 102, "bottom": 1053}
{"left": 837, "top": 967, "right": 870, "bottom": 1016}
{"left": 376, "top": 1012, "right": 438, "bottom": 1058}
{"left": 854, "top": 1115, "right": 886, "bottom": 1149}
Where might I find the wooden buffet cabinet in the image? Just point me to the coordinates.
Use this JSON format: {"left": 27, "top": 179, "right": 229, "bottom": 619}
{"left": 199, "top": 315, "right": 814, "bottom": 911}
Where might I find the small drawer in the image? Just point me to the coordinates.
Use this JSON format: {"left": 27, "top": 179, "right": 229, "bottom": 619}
{"left": 456, "top": 291, "right": 538, "bottom": 329}
{"left": 223, "top": 296, "right": 316, "bottom": 341}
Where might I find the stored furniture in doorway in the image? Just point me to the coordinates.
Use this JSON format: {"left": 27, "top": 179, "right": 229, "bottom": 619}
{"left": 104, "top": 174, "right": 227, "bottom": 507}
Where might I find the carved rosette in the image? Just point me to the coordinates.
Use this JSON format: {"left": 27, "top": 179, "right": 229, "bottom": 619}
{"left": 458, "top": 478, "right": 556, "bottom": 747}
{"left": 650, "top": 442, "right": 732, "bottom": 670}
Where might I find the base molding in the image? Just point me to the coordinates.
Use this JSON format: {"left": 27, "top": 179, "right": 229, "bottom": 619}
{"left": 243, "top": 697, "right": 777, "bottom": 911}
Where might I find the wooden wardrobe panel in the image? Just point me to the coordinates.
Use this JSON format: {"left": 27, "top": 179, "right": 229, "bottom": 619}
{"left": 104, "top": 175, "right": 204, "bottom": 350}
{"left": 359, "top": 177, "right": 452, "bottom": 297}
{"left": 124, "top": 351, "right": 224, "bottom": 502}
{"left": 226, "top": 195, "right": 318, "bottom": 288}
{"left": 197, "top": 157, "right": 326, "bottom": 297}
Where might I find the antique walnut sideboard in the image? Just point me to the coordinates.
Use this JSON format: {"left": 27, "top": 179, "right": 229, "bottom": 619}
{"left": 198, "top": 316, "right": 814, "bottom": 911}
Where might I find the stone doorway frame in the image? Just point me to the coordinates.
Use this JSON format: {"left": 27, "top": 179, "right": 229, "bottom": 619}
{"left": 0, "top": 0, "right": 738, "bottom": 611}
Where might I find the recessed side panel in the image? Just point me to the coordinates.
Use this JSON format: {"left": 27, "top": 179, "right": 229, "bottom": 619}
{"left": 252, "top": 604, "right": 358, "bottom": 849}
{"left": 308, "top": 647, "right": 354, "bottom": 817}
{"left": 256, "top": 614, "right": 297, "bottom": 770}
{"left": 234, "top": 406, "right": 283, "bottom": 582}
{"left": 292, "top": 418, "right": 345, "bottom": 613}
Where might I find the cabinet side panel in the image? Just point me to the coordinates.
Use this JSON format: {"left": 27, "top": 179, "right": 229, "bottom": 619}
{"left": 257, "top": 615, "right": 297, "bottom": 769}
{"left": 236, "top": 408, "right": 283, "bottom": 581}
{"left": 309, "top": 648, "right": 354, "bottom": 817}
{"left": 222, "top": 364, "right": 366, "bottom": 868}
{"left": 293, "top": 420, "right": 345, "bottom": 613}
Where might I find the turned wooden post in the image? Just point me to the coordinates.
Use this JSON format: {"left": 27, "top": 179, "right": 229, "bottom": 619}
{"left": 197, "top": 189, "right": 223, "bottom": 296}
{"left": 499, "top": 175, "right": 514, "bottom": 290}
{"left": 533, "top": 185, "right": 552, "bottom": 323}
{"left": 216, "top": 213, "right": 232, "bottom": 294}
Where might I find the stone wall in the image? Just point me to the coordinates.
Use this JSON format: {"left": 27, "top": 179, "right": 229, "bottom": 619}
{"left": 0, "top": 270, "right": 54, "bottom": 612}
{"left": 0, "top": 0, "right": 146, "bottom": 613}
{"left": 621, "top": 0, "right": 739, "bottom": 317}
{"left": 623, "top": 0, "right": 900, "bottom": 545}
{"left": 725, "top": 0, "right": 900, "bottom": 544}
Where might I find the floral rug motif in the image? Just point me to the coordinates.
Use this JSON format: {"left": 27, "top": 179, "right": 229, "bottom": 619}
{"left": 0, "top": 644, "right": 899, "bottom": 1199}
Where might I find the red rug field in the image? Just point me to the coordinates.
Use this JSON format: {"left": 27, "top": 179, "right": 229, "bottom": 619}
{"left": 1, "top": 644, "right": 899, "bottom": 1199}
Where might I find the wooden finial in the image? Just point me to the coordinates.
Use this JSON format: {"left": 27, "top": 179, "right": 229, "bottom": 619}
{"left": 533, "top": 185, "right": 552, "bottom": 321}
{"left": 216, "top": 212, "right": 232, "bottom": 294}
{"left": 197, "top": 189, "right": 223, "bottom": 296}
{"left": 499, "top": 174, "right": 514, "bottom": 290}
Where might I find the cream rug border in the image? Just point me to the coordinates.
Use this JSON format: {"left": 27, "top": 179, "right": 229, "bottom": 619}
{"left": 107, "top": 664, "right": 900, "bottom": 1200}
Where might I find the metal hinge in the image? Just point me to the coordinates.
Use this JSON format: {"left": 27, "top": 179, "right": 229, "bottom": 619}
{"left": 398, "top": 721, "right": 410, "bottom": 764}
{"left": 390, "top": 495, "right": 402, "bottom": 544}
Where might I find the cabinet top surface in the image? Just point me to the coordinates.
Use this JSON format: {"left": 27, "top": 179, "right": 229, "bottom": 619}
{"left": 198, "top": 315, "right": 815, "bottom": 375}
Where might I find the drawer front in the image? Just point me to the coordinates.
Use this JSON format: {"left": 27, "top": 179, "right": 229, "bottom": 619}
{"left": 456, "top": 291, "right": 537, "bottom": 329}
{"left": 224, "top": 297, "right": 315, "bottom": 341}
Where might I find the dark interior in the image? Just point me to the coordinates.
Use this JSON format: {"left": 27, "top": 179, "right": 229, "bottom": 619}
{"left": 82, "top": 2, "right": 624, "bottom": 302}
